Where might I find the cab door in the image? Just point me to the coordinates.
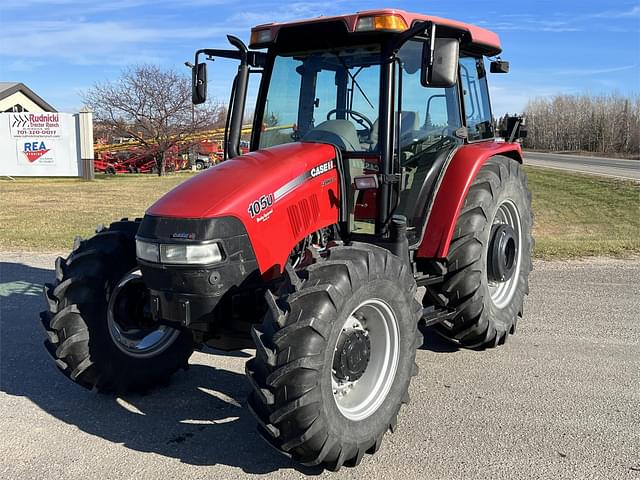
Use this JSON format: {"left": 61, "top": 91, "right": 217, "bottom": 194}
{"left": 393, "top": 39, "right": 463, "bottom": 245}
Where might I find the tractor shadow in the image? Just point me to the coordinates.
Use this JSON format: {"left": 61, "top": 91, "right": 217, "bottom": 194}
{"left": 0, "top": 260, "right": 321, "bottom": 476}
{"left": 418, "top": 323, "right": 460, "bottom": 353}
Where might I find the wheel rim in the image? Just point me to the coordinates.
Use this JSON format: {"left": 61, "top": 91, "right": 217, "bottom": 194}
{"left": 331, "top": 299, "right": 400, "bottom": 421}
{"left": 107, "top": 269, "right": 180, "bottom": 358}
{"left": 487, "top": 200, "right": 522, "bottom": 309}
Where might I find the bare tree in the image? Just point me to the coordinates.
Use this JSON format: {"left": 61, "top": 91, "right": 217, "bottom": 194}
{"left": 83, "top": 65, "right": 219, "bottom": 175}
{"left": 523, "top": 93, "right": 640, "bottom": 157}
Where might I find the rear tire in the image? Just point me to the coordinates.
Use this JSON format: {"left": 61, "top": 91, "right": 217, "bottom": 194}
{"left": 432, "top": 155, "right": 533, "bottom": 348}
{"left": 246, "top": 244, "right": 422, "bottom": 470}
{"left": 40, "top": 219, "right": 194, "bottom": 392}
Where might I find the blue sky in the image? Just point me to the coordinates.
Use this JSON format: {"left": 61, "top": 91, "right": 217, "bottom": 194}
{"left": 1, "top": 0, "right": 638, "bottom": 115}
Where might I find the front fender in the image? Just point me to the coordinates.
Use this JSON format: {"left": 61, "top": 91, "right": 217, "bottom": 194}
{"left": 416, "top": 141, "right": 522, "bottom": 259}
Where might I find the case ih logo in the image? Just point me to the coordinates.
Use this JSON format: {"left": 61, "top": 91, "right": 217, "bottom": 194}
{"left": 310, "top": 160, "right": 335, "bottom": 177}
{"left": 22, "top": 141, "right": 50, "bottom": 163}
{"left": 170, "top": 232, "right": 196, "bottom": 240}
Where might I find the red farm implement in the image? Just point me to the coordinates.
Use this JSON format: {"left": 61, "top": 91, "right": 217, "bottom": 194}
{"left": 94, "top": 145, "right": 187, "bottom": 174}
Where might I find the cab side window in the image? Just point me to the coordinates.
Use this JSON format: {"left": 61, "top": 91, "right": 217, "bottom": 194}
{"left": 393, "top": 40, "right": 462, "bottom": 169}
{"left": 459, "top": 56, "right": 494, "bottom": 141}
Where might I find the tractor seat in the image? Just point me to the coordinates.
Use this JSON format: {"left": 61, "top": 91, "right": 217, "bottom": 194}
{"left": 302, "top": 120, "right": 361, "bottom": 151}
{"left": 369, "top": 111, "right": 421, "bottom": 148}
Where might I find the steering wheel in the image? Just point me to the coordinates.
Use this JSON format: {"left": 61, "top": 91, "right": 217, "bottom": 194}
{"left": 326, "top": 108, "right": 374, "bottom": 133}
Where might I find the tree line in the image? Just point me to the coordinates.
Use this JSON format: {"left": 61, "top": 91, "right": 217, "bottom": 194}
{"left": 522, "top": 93, "right": 640, "bottom": 156}
{"left": 85, "top": 65, "right": 640, "bottom": 174}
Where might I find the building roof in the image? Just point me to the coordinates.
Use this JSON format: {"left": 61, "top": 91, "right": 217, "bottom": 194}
{"left": 251, "top": 9, "right": 502, "bottom": 56}
{"left": 0, "top": 82, "right": 57, "bottom": 112}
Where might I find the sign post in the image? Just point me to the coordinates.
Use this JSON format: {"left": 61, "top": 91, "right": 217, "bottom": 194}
{"left": 79, "top": 107, "right": 95, "bottom": 180}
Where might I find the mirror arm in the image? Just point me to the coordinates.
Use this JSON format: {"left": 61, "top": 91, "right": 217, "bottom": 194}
{"left": 193, "top": 36, "right": 258, "bottom": 157}
{"left": 195, "top": 48, "right": 266, "bottom": 68}
{"left": 426, "top": 23, "right": 437, "bottom": 80}
{"left": 390, "top": 20, "right": 433, "bottom": 51}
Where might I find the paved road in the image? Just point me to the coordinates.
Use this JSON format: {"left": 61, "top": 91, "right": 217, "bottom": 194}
{"left": 523, "top": 151, "right": 640, "bottom": 180}
{"left": 1, "top": 253, "right": 639, "bottom": 480}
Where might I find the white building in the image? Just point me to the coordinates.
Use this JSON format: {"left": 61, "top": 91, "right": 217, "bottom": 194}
{"left": 0, "top": 82, "right": 56, "bottom": 113}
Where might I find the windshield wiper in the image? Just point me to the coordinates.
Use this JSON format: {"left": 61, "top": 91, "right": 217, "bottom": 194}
{"left": 332, "top": 52, "right": 374, "bottom": 110}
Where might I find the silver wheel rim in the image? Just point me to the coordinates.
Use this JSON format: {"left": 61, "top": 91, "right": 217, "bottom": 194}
{"left": 488, "top": 200, "right": 522, "bottom": 309}
{"left": 331, "top": 299, "right": 400, "bottom": 421}
{"left": 107, "top": 269, "right": 180, "bottom": 358}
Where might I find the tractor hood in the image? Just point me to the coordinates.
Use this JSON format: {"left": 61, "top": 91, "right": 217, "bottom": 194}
{"left": 147, "top": 142, "right": 337, "bottom": 218}
{"left": 145, "top": 142, "right": 341, "bottom": 273}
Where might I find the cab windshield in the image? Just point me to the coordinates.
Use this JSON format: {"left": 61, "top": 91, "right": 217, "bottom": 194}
{"left": 258, "top": 46, "right": 381, "bottom": 152}
{"left": 255, "top": 39, "right": 464, "bottom": 241}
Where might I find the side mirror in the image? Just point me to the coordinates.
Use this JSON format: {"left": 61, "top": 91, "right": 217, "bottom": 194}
{"left": 192, "top": 62, "right": 207, "bottom": 104}
{"left": 421, "top": 38, "right": 459, "bottom": 88}
{"left": 490, "top": 60, "right": 510, "bottom": 74}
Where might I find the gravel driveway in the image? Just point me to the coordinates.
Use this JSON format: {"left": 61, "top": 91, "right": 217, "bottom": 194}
{"left": 1, "top": 253, "right": 638, "bottom": 479}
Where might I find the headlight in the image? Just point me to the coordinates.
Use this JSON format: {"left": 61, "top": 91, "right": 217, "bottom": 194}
{"left": 136, "top": 240, "right": 223, "bottom": 265}
{"left": 160, "top": 243, "right": 223, "bottom": 265}
{"left": 136, "top": 239, "right": 159, "bottom": 262}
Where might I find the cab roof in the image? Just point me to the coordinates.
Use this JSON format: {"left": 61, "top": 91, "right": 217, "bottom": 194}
{"left": 250, "top": 8, "right": 502, "bottom": 56}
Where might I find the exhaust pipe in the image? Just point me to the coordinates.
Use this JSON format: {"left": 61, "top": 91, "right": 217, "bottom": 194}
{"left": 225, "top": 35, "right": 249, "bottom": 159}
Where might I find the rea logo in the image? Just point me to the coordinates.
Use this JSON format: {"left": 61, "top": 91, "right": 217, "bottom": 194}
{"left": 22, "top": 141, "right": 50, "bottom": 163}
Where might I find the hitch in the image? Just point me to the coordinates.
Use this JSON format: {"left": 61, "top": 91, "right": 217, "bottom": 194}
{"left": 421, "top": 306, "right": 456, "bottom": 327}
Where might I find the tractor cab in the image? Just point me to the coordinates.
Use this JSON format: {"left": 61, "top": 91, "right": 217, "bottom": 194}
{"left": 192, "top": 10, "right": 507, "bottom": 245}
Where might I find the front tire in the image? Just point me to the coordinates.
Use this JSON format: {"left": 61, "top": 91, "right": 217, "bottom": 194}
{"left": 40, "top": 219, "right": 194, "bottom": 392}
{"left": 246, "top": 244, "right": 422, "bottom": 470}
{"left": 432, "top": 155, "right": 533, "bottom": 348}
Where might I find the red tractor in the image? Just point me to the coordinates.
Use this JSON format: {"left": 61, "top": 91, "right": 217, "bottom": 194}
{"left": 41, "top": 9, "right": 532, "bottom": 471}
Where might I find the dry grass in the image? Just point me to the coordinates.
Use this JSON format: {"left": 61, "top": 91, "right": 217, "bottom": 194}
{"left": 525, "top": 166, "right": 640, "bottom": 258}
{"left": 1, "top": 168, "right": 639, "bottom": 259}
{"left": 0, "top": 173, "right": 194, "bottom": 251}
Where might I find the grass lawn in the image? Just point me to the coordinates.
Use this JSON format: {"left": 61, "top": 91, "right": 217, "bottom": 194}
{"left": 525, "top": 166, "right": 639, "bottom": 258}
{"left": 1, "top": 168, "right": 638, "bottom": 258}
{"left": 0, "top": 173, "right": 194, "bottom": 252}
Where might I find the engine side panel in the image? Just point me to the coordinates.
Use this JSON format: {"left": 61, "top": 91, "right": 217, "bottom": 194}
{"left": 415, "top": 141, "right": 522, "bottom": 259}
{"left": 147, "top": 142, "right": 340, "bottom": 274}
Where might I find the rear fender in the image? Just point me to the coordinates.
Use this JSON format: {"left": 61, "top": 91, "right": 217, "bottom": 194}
{"left": 415, "top": 141, "right": 522, "bottom": 259}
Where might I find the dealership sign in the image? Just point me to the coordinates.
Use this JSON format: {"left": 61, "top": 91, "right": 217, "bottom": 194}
{"left": 7, "top": 113, "right": 63, "bottom": 166}
{"left": 1, "top": 112, "right": 82, "bottom": 176}
{"left": 10, "top": 113, "right": 62, "bottom": 138}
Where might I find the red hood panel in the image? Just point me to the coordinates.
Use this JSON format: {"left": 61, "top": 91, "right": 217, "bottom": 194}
{"left": 147, "top": 142, "right": 341, "bottom": 274}
{"left": 147, "top": 142, "right": 336, "bottom": 218}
